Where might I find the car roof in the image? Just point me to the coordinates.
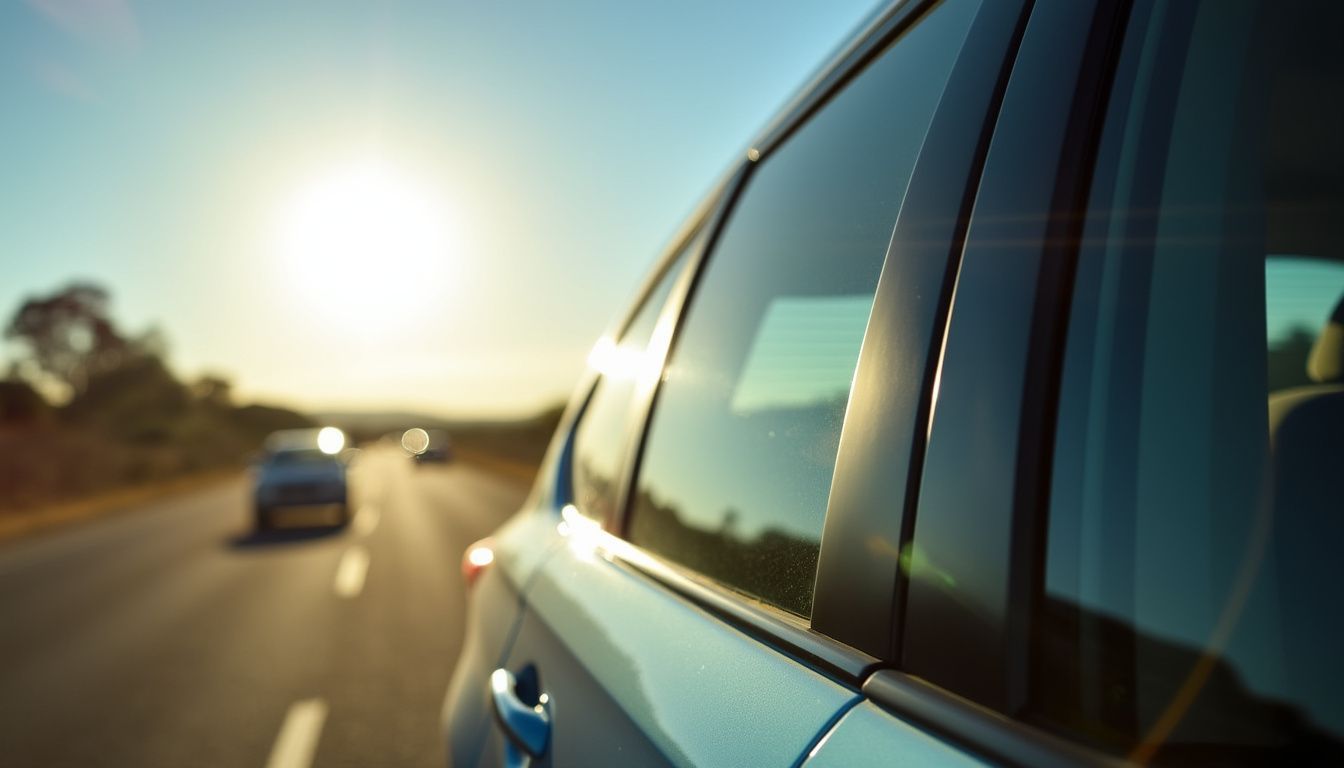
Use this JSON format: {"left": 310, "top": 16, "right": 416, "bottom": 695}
{"left": 264, "top": 428, "right": 325, "bottom": 452}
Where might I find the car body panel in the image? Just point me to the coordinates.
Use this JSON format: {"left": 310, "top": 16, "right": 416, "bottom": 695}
{"left": 443, "top": 506, "right": 566, "bottom": 766}
{"left": 803, "top": 702, "right": 993, "bottom": 768}
{"left": 444, "top": 562, "right": 529, "bottom": 768}
{"left": 501, "top": 523, "right": 860, "bottom": 767}
{"left": 489, "top": 506, "right": 569, "bottom": 594}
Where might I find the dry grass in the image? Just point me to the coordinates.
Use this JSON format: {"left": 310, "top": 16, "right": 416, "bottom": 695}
{"left": 0, "top": 467, "right": 241, "bottom": 544}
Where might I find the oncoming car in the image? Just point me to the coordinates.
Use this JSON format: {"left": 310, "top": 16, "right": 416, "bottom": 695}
{"left": 445, "top": 0, "right": 1344, "bottom": 765}
{"left": 417, "top": 430, "right": 454, "bottom": 464}
{"left": 251, "top": 427, "right": 350, "bottom": 531}
{"left": 403, "top": 427, "right": 454, "bottom": 464}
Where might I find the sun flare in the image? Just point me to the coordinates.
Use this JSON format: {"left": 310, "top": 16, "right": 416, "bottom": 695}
{"left": 274, "top": 159, "right": 456, "bottom": 332}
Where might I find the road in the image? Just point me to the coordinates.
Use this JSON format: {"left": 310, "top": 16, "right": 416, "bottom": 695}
{"left": 0, "top": 446, "right": 530, "bottom": 768}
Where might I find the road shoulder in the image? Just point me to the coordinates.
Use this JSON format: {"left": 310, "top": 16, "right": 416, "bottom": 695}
{"left": 0, "top": 469, "right": 243, "bottom": 545}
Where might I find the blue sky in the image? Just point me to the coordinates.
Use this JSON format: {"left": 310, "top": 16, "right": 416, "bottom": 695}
{"left": 0, "top": 0, "right": 878, "bottom": 417}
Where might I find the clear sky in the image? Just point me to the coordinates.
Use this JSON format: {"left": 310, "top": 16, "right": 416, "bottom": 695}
{"left": 0, "top": 0, "right": 881, "bottom": 419}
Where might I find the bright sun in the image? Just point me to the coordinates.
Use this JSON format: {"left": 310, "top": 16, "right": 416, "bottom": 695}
{"left": 274, "top": 159, "right": 455, "bottom": 333}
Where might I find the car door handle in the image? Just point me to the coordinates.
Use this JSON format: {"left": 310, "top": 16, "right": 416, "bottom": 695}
{"left": 490, "top": 668, "right": 551, "bottom": 760}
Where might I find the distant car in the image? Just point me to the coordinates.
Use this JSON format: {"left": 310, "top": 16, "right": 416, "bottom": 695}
{"left": 252, "top": 427, "right": 349, "bottom": 531}
{"left": 445, "top": 0, "right": 1344, "bottom": 765}
{"left": 414, "top": 429, "right": 453, "bottom": 464}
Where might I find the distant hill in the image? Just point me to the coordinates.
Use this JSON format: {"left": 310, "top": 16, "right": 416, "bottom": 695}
{"left": 316, "top": 405, "right": 564, "bottom": 438}
{"left": 312, "top": 411, "right": 458, "bottom": 433}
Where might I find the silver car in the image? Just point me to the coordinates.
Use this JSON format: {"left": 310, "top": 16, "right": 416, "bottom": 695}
{"left": 251, "top": 428, "right": 349, "bottom": 531}
{"left": 445, "top": 0, "right": 1344, "bottom": 764}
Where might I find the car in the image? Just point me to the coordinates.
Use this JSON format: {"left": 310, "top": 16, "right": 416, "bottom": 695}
{"left": 414, "top": 429, "right": 454, "bottom": 464}
{"left": 251, "top": 427, "right": 350, "bottom": 531}
{"left": 444, "top": 0, "right": 1344, "bottom": 765}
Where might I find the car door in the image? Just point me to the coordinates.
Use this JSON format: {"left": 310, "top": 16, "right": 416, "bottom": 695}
{"left": 480, "top": 0, "right": 1031, "bottom": 764}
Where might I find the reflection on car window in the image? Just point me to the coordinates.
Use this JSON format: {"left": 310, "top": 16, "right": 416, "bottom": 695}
{"left": 627, "top": 0, "right": 982, "bottom": 618}
{"left": 1038, "top": 0, "right": 1344, "bottom": 762}
{"left": 1266, "top": 258, "right": 1344, "bottom": 392}
{"left": 570, "top": 236, "right": 696, "bottom": 524}
{"left": 728, "top": 296, "right": 872, "bottom": 414}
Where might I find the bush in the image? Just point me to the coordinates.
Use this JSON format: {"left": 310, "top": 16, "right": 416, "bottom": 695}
{"left": 0, "top": 379, "right": 53, "bottom": 426}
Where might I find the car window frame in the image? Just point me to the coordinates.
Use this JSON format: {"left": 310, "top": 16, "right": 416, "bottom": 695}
{"left": 901, "top": 0, "right": 1135, "bottom": 712}
{"left": 865, "top": 0, "right": 1143, "bottom": 765}
{"left": 553, "top": 167, "right": 734, "bottom": 519}
{"left": 568, "top": 221, "right": 710, "bottom": 530}
{"left": 548, "top": 0, "right": 1047, "bottom": 689}
{"left": 812, "top": 0, "right": 1035, "bottom": 659}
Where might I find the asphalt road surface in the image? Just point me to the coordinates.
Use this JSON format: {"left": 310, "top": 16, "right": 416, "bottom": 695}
{"left": 0, "top": 446, "right": 529, "bottom": 768}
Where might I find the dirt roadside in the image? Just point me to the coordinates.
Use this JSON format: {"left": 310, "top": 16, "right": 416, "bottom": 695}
{"left": 0, "top": 451, "right": 538, "bottom": 546}
{"left": 0, "top": 468, "right": 244, "bottom": 545}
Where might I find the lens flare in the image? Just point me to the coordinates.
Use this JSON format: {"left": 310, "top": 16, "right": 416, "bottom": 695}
{"left": 317, "top": 427, "right": 346, "bottom": 455}
{"left": 401, "top": 427, "right": 430, "bottom": 455}
{"left": 466, "top": 545, "right": 494, "bottom": 568}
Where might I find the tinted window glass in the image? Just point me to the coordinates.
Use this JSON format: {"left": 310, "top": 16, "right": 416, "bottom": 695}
{"left": 571, "top": 237, "right": 696, "bottom": 524}
{"left": 1038, "top": 1, "right": 1344, "bottom": 762}
{"left": 628, "top": 0, "right": 981, "bottom": 618}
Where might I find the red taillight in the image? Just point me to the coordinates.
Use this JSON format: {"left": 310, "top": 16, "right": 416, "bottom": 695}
{"left": 462, "top": 537, "right": 495, "bottom": 588}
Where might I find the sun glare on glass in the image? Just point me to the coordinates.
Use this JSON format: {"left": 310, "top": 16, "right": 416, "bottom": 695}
{"left": 587, "top": 336, "right": 656, "bottom": 381}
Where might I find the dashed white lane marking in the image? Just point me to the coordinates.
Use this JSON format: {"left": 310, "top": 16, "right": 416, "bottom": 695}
{"left": 265, "top": 698, "right": 328, "bottom": 768}
{"left": 352, "top": 505, "right": 380, "bottom": 537}
{"left": 333, "top": 546, "right": 370, "bottom": 598}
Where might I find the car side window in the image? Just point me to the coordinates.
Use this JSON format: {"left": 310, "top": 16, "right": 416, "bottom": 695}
{"left": 1036, "top": 0, "right": 1344, "bottom": 762}
{"left": 570, "top": 235, "right": 698, "bottom": 525}
{"left": 626, "top": 0, "right": 982, "bottom": 619}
